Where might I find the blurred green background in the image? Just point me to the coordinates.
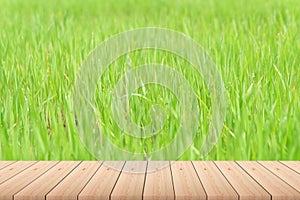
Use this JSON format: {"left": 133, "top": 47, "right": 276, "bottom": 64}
{"left": 0, "top": 0, "right": 299, "bottom": 160}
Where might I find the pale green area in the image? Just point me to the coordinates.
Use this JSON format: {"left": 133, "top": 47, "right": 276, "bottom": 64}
{"left": 0, "top": 0, "right": 299, "bottom": 160}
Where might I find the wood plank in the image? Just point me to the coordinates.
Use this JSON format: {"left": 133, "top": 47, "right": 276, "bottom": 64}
{"left": 193, "top": 161, "right": 238, "bottom": 200}
{"left": 171, "top": 161, "right": 206, "bottom": 200}
{"left": 111, "top": 161, "right": 147, "bottom": 200}
{"left": 0, "top": 161, "right": 36, "bottom": 184}
{"left": 78, "top": 161, "right": 125, "bottom": 200}
{"left": 143, "top": 161, "right": 174, "bottom": 200}
{"left": 215, "top": 161, "right": 270, "bottom": 200}
{"left": 0, "top": 161, "right": 58, "bottom": 200}
{"left": 46, "top": 161, "right": 101, "bottom": 200}
{"left": 0, "top": 161, "right": 15, "bottom": 170}
{"left": 14, "top": 161, "right": 81, "bottom": 200}
{"left": 280, "top": 161, "right": 300, "bottom": 174}
{"left": 259, "top": 161, "right": 300, "bottom": 192}
{"left": 237, "top": 161, "right": 300, "bottom": 200}
{"left": 0, "top": 161, "right": 297, "bottom": 199}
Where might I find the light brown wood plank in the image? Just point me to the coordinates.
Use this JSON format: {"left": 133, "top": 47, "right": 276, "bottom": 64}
{"left": 193, "top": 161, "right": 238, "bottom": 200}
{"left": 143, "top": 161, "right": 174, "bottom": 200}
{"left": 171, "top": 161, "right": 206, "bottom": 200}
{"left": 46, "top": 161, "right": 101, "bottom": 200}
{"left": 259, "top": 161, "right": 300, "bottom": 192}
{"left": 78, "top": 161, "right": 125, "bottom": 200}
{"left": 0, "top": 161, "right": 15, "bottom": 170}
{"left": 237, "top": 161, "right": 300, "bottom": 200}
{"left": 0, "top": 161, "right": 297, "bottom": 199}
{"left": 0, "top": 161, "right": 58, "bottom": 200}
{"left": 215, "top": 161, "right": 270, "bottom": 200}
{"left": 280, "top": 161, "right": 300, "bottom": 174}
{"left": 14, "top": 161, "right": 81, "bottom": 200}
{"left": 111, "top": 161, "right": 147, "bottom": 200}
{"left": 0, "top": 161, "right": 37, "bottom": 185}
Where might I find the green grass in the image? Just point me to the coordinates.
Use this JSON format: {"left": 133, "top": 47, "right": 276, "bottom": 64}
{"left": 0, "top": 0, "right": 299, "bottom": 160}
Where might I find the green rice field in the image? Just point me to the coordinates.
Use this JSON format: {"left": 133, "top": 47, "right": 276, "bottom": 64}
{"left": 0, "top": 0, "right": 299, "bottom": 160}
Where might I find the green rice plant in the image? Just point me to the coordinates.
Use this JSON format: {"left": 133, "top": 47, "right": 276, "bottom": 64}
{"left": 0, "top": 0, "right": 299, "bottom": 160}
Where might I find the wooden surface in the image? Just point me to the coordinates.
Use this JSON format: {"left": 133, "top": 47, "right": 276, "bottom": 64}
{"left": 215, "top": 161, "right": 270, "bottom": 200}
{"left": 0, "top": 161, "right": 299, "bottom": 200}
{"left": 110, "top": 161, "right": 147, "bottom": 200}
{"left": 237, "top": 161, "right": 299, "bottom": 200}
{"left": 144, "top": 161, "right": 174, "bottom": 200}
{"left": 193, "top": 161, "right": 238, "bottom": 200}
{"left": 171, "top": 161, "right": 206, "bottom": 200}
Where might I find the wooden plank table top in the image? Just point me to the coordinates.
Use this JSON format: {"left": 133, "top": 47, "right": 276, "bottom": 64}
{"left": 0, "top": 161, "right": 57, "bottom": 200}
{"left": 0, "top": 161, "right": 15, "bottom": 170}
{"left": 281, "top": 161, "right": 300, "bottom": 174}
{"left": 215, "top": 161, "right": 270, "bottom": 200}
{"left": 0, "top": 161, "right": 299, "bottom": 200}
{"left": 46, "top": 161, "right": 101, "bottom": 200}
{"left": 143, "top": 161, "right": 174, "bottom": 200}
{"left": 171, "top": 161, "right": 206, "bottom": 200}
{"left": 237, "top": 161, "right": 300, "bottom": 200}
{"left": 14, "top": 161, "right": 81, "bottom": 200}
{"left": 78, "top": 161, "right": 125, "bottom": 200}
{"left": 110, "top": 161, "right": 147, "bottom": 200}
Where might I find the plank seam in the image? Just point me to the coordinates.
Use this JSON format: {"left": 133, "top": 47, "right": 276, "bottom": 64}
{"left": 234, "top": 161, "right": 272, "bottom": 199}
{"left": 0, "top": 161, "right": 38, "bottom": 185}
{"left": 77, "top": 161, "right": 103, "bottom": 199}
{"left": 44, "top": 161, "right": 83, "bottom": 198}
{"left": 279, "top": 161, "right": 300, "bottom": 175}
{"left": 141, "top": 161, "right": 148, "bottom": 200}
{"left": 168, "top": 161, "right": 176, "bottom": 200}
{"left": 0, "top": 161, "right": 17, "bottom": 171}
{"left": 213, "top": 161, "right": 240, "bottom": 200}
{"left": 258, "top": 161, "right": 300, "bottom": 193}
{"left": 12, "top": 161, "right": 60, "bottom": 199}
{"left": 191, "top": 161, "right": 208, "bottom": 199}
{"left": 109, "top": 161, "right": 126, "bottom": 200}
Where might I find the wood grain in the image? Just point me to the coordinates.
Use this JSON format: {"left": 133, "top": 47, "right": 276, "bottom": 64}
{"left": 215, "top": 161, "right": 270, "bottom": 200}
{"left": 78, "top": 161, "right": 125, "bottom": 200}
{"left": 0, "top": 161, "right": 58, "bottom": 200}
{"left": 143, "top": 161, "right": 174, "bottom": 200}
{"left": 14, "top": 161, "right": 81, "bottom": 200}
{"left": 280, "top": 161, "right": 300, "bottom": 174}
{"left": 0, "top": 161, "right": 36, "bottom": 184}
{"left": 193, "top": 161, "right": 238, "bottom": 200}
{"left": 0, "top": 161, "right": 15, "bottom": 170}
{"left": 111, "top": 161, "right": 147, "bottom": 200}
{"left": 259, "top": 161, "right": 300, "bottom": 192}
{"left": 237, "top": 161, "right": 300, "bottom": 200}
{"left": 0, "top": 161, "right": 298, "bottom": 199}
{"left": 171, "top": 161, "right": 206, "bottom": 200}
{"left": 46, "top": 161, "right": 101, "bottom": 200}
